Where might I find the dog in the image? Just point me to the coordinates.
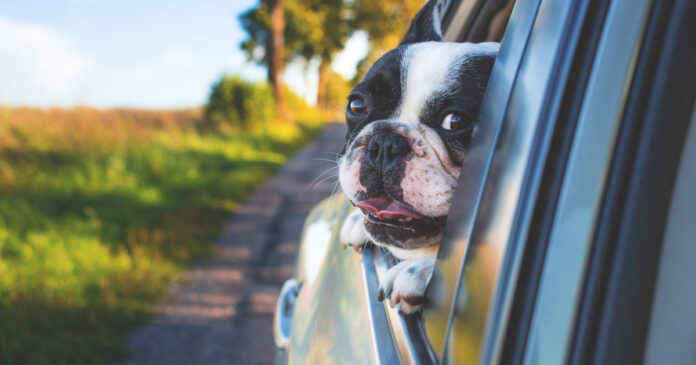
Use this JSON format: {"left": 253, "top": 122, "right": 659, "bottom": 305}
{"left": 338, "top": 0, "right": 499, "bottom": 315}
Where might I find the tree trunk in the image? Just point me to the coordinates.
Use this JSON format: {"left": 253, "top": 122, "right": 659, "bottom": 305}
{"left": 268, "top": 0, "right": 288, "bottom": 121}
{"left": 316, "top": 59, "right": 330, "bottom": 111}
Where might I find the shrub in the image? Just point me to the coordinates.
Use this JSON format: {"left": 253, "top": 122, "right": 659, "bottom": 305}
{"left": 322, "top": 68, "right": 352, "bottom": 118}
{"left": 204, "top": 76, "right": 275, "bottom": 132}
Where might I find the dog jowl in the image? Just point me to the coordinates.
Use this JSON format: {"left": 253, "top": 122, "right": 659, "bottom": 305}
{"left": 338, "top": 0, "right": 499, "bottom": 314}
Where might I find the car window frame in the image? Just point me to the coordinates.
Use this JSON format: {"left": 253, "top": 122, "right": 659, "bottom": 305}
{"left": 568, "top": 0, "right": 696, "bottom": 363}
{"left": 519, "top": 0, "right": 661, "bottom": 363}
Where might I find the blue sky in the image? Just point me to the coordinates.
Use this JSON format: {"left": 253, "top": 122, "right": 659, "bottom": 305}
{"left": 0, "top": 0, "right": 366, "bottom": 108}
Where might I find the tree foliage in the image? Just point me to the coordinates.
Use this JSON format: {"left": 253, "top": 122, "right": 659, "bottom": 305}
{"left": 238, "top": 0, "right": 424, "bottom": 108}
{"left": 349, "top": 0, "right": 423, "bottom": 83}
{"left": 240, "top": 0, "right": 350, "bottom": 67}
{"left": 205, "top": 76, "right": 275, "bottom": 132}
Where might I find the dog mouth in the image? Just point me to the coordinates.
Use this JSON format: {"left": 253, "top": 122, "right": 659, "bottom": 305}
{"left": 356, "top": 196, "right": 422, "bottom": 224}
{"left": 355, "top": 196, "right": 446, "bottom": 248}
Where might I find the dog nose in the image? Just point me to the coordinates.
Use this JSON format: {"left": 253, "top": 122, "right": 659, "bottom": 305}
{"left": 366, "top": 133, "right": 411, "bottom": 172}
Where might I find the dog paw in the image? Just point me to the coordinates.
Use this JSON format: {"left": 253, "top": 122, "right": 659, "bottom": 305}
{"left": 340, "top": 209, "right": 370, "bottom": 251}
{"left": 378, "top": 257, "right": 436, "bottom": 315}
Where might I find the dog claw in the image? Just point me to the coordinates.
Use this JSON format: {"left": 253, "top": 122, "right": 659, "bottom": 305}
{"left": 402, "top": 295, "right": 425, "bottom": 307}
{"left": 378, "top": 257, "right": 436, "bottom": 315}
{"left": 389, "top": 292, "right": 401, "bottom": 308}
{"left": 379, "top": 285, "right": 393, "bottom": 303}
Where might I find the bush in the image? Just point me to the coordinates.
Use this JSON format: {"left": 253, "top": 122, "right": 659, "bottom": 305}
{"left": 204, "top": 76, "right": 275, "bottom": 132}
{"left": 322, "top": 68, "right": 352, "bottom": 118}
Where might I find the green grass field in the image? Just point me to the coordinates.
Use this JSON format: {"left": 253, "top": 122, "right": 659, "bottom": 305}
{"left": 0, "top": 107, "right": 325, "bottom": 363}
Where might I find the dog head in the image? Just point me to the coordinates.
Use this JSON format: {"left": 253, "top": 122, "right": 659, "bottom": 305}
{"left": 338, "top": 0, "right": 498, "bottom": 251}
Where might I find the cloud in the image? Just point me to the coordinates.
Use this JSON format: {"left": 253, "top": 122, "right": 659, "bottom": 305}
{"left": 0, "top": 16, "right": 91, "bottom": 96}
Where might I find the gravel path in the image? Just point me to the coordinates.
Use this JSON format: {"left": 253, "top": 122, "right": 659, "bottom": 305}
{"left": 123, "top": 123, "right": 347, "bottom": 365}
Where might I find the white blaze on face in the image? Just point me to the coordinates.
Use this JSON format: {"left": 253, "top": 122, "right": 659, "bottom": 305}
{"left": 396, "top": 42, "right": 464, "bottom": 126}
{"left": 396, "top": 41, "right": 499, "bottom": 126}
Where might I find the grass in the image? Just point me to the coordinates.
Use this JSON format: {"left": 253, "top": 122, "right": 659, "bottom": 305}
{"left": 0, "top": 106, "right": 326, "bottom": 364}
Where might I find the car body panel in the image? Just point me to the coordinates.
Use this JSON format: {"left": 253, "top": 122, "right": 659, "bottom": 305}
{"left": 287, "top": 196, "right": 373, "bottom": 364}
{"left": 287, "top": 195, "right": 403, "bottom": 364}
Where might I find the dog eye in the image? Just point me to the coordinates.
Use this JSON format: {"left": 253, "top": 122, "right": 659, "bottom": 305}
{"left": 440, "top": 113, "right": 468, "bottom": 130}
{"left": 348, "top": 98, "right": 368, "bottom": 116}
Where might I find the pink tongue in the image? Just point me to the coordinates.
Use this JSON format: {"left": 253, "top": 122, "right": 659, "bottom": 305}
{"left": 355, "top": 196, "right": 422, "bottom": 220}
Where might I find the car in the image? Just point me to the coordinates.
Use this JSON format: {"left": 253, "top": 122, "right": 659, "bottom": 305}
{"left": 273, "top": 0, "right": 696, "bottom": 363}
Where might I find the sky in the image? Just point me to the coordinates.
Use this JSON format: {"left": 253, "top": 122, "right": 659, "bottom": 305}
{"left": 0, "top": 0, "right": 367, "bottom": 108}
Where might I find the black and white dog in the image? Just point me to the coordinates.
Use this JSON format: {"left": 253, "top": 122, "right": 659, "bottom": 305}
{"left": 339, "top": 0, "right": 498, "bottom": 314}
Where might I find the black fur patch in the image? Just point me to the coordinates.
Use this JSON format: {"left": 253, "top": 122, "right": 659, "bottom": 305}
{"left": 419, "top": 53, "right": 497, "bottom": 166}
{"left": 343, "top": 47, "right": 404, "bottom": 151}
{"left": 400, "top": 0, "right": 443, "bottom": 45}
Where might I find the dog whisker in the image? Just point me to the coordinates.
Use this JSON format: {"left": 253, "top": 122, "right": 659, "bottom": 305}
{"left": 329, "top": 179, "right": 341, "bottom": 201}
{"left": 316, "top": 151, "right": 342, "bottom": 163}
{"left": 308, "top": 166, "right": 338, "bottom": 189}
{"left": 311, "top": 158, "right": 341, "bottom": 164}
{"left": 310, "top": 173, "right": 339, "bottom": 191}
{"left": 317, "top": 151, "right": 341, "bottom": 156}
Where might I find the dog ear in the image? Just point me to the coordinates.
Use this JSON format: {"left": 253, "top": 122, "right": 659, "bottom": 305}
{"left": 400, "top": 0, "right": 446, "bottom": 45}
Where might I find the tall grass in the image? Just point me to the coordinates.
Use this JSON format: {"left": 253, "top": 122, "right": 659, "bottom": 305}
{"left": 0, "top": 106, "right": 326, "bottom": 363}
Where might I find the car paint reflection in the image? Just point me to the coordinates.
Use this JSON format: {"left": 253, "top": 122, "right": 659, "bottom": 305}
{"left": 288, "top": 196, "right": 378, "bottom": 364}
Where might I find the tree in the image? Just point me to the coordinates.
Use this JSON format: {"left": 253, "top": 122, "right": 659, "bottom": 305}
{"left": 240, "top": 0, "right": 351, "bottom": 111}
{"left": 239, "top": 0, "right": 421, "bottom": 111}
{"left": 269, "top": 0, "right": 286, "bottom": 119}
{"left": 290, "top": 0, "right": 350, "bottom": 110}
{"left": 239, "top": 0, "right": 288, "bottom": 121}
{"left": 348, "top": 0, "right": 423, "bottom": 83}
